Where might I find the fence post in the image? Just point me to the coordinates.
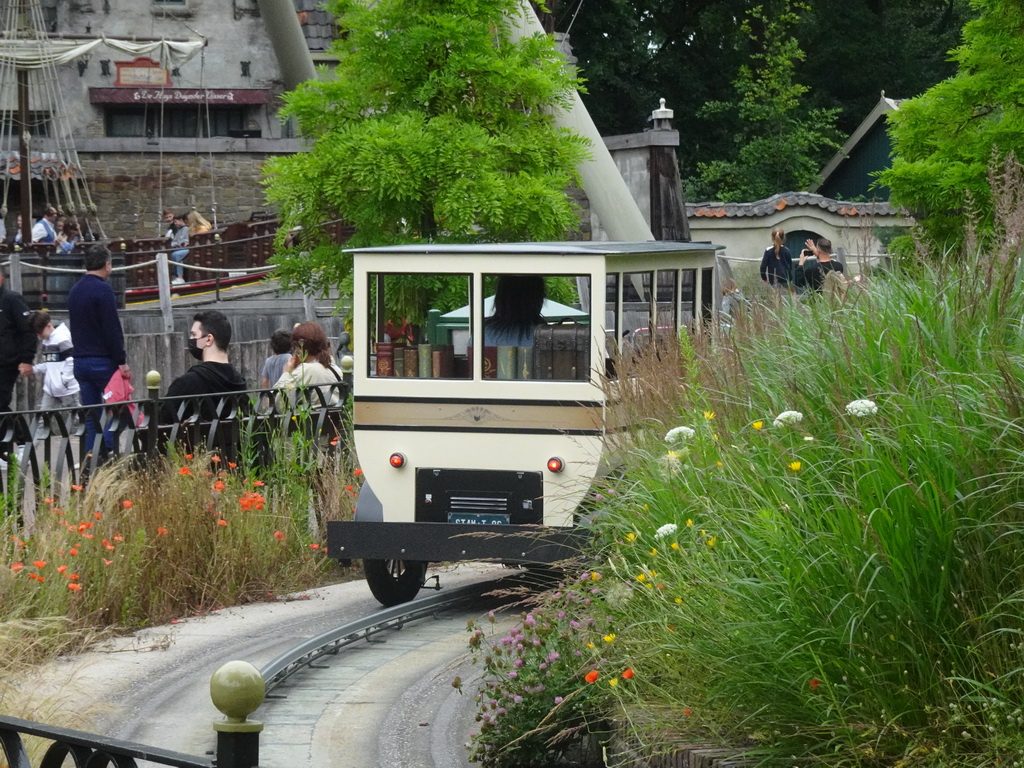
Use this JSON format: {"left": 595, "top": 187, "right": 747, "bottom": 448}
{"left": 337, "top": 331, "right": 354, "bottom": 389}
{"left": 210, "top": 661, "right": 264, "bottom": 768}
{"left": 155, "top": 251, "right": 174, "bottom": 333}
{"left": 9, "top": 249, "right": 21, "bottom": 294}
{"left": 146, "top": 370, "right": 161, "bottom": 459}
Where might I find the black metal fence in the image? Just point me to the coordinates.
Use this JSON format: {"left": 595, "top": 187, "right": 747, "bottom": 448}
{"left": 0, "top": 379, "right": 351, "bottom": 501}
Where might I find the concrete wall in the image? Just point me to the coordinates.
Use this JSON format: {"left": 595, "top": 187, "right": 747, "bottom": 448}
{"left": 56, "top": 0, "right": 287, "bottom": 138}
{"left": 689, "top": 209, "right": 905, "bottom": 274}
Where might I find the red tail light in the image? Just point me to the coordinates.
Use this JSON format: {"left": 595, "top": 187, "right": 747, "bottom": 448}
{"left": 547, "top": 457, "right": 564, "bottom": 473}
{"left": 389, "top": 452, "right": 406, "bottom": 468}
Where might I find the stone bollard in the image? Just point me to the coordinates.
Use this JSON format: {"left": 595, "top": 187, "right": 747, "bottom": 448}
{"left": 210, "top": 660, "right": 265, "bottom": 768}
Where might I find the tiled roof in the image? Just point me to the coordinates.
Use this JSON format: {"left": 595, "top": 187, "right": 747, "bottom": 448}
{"left": 293, "top": 0, "right": 335, "bottom": 52}
{"left": 687, "top": 192, "right": 898, "bottom": 219}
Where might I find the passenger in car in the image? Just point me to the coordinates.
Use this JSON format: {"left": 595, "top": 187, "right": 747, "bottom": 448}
{"left": 484, "top": 275, "right": 546, "bottom": 348}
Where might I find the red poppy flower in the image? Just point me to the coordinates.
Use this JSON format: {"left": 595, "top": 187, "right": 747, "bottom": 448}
{"left": 345, "top": 485, "right": 354, "bottom": 492}
{"left": 621, "top": 668, "right": 634, "bottom": 679}
{"left": 353, "top": 468, "right": 363, "bottom": 476}
{"left": 809, "top": 678, "right": 821, "bottom": 691}
{"left": 156, "top": 527, "right": 168, "bottom": 536}
{"left": 211, "top": 455, "right": 221, "bottom": 463}
{"left": 309, "top": 543, "right": 320, "bottom": 550}
{"left": 71, "top": 484, "right": 83, "bottom": 492}
{"left": 185, "top": 454, "right": 193, "bottom": 460}
{"left": 113, "top": 535, "right": 124, "bottom": 542}
{"left": 253, "top": 480, "right": 265, "bottom": 487}
{"left": 57, "top": 565, "right": 67, "bottom": 573}
{"left": 103, "top": 559, "right": 113, "bottom": 566}
{"left": 217, "top": 519, "right": 228, "bottom": 527}
{"left": 33, "top": 560, "right": 46, "bottom": 569}
{"left": 273, "top": 530, "right": 285, "bottom": 541}
{"left": 11, "top": 562, "right": 23, "bottom": 573}
{"left": 179, "top": 467, "right": 192, "bottom": 476}
{"left": 102, "top": 539, "right": 115, "bottom": 551}
{"left": 122, "top": 500, "right": 133, "bottom": 509}
{"left": 68, "top": 583, "right": 82, "bottom": 591}
{"left": 93, "top": 512, "right": 103, "bottom": 520}
{"left": 68, "top": 573, "right": 78, "bottom": 580}
{"left": 213, "top": 480, "right": 226, "bottom": 492}
{"left": 228, "top": 462, "right": 237, "bottom": 469}
{"left": 69, "top": 547, "right": 78, "bottom": 556}
{"left": 684, "top": 707, "right": 692, "bottom": 716}
{"left": 584, "top": 670, "right": 599, "bottom": 684}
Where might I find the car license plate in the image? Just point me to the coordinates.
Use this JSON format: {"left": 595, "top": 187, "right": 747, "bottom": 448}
{"left": 448, "top": 513, "right": 510, "bottom": 525}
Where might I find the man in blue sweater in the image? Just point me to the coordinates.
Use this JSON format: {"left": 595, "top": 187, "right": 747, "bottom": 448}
{"left": 68, "top": 245, "right": 131, "bottom": 459}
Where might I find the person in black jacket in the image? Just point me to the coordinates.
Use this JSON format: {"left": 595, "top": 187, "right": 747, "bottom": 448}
{"left": 0, "top": 269, "right": 38, "bottom": 412}
{"left": 759, "top": 227, "right": 793, "bottom": 289}
{"left": 163, "top": 310, "right": 247, "bottom": 423}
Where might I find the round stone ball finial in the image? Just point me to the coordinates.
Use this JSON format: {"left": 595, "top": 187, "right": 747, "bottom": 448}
{"left": 210, "top": 660, "right": 265, "bottom": 723}
{"left": 145, "top": 370, "right": 162, "bottom": 388}
{"left": 339, "top": 354, "right": 354, "bottom": 373}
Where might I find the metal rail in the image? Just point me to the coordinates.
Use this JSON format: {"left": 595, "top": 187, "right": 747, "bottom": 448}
{"left": 260, "top": 581, "right": 490, "bottom": 694}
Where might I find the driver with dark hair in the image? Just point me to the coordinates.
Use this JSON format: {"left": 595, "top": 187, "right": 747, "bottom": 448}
{"left": 484, "top": 275, "right": 546, "bottom": 347}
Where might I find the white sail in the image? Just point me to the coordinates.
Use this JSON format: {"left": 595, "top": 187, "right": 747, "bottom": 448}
{"left": 0, "top": 37, "right": 205, "bottom": 70}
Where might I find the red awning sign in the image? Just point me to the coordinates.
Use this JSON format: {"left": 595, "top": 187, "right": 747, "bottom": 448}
{"left": 90, "top": 88, "right": 271, "bottom": 105}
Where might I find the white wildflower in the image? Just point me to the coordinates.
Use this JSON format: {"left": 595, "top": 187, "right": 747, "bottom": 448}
{"left": 659, "top": 450, "right": 682, "bottom": 473}
{"left": 773, "top": 410, "right": 804, "bottom": 428}
{"left": 804, "top": 436, "right": 815, "bottom": 442}
{"left": 845, "top": 399, "right": 878, "bottom": 417}
{"left": 655, "top": 523, "right": 678, "bottom": 540}
{"left": 664, "top": 426, "right": 696, "bottom": 444}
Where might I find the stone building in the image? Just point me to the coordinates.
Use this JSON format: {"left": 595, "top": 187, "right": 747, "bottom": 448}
{"left": 24, "top": 0, "right": 335, "bottom": 239}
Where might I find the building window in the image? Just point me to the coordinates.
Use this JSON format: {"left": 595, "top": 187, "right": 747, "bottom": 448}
{"left": 105, "top": 107, "right": 246, "bottom": 138}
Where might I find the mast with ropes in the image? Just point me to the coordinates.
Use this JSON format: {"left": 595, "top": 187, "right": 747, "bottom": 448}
{"left": 0, "top": 0, "right": 204, "bottom": 244}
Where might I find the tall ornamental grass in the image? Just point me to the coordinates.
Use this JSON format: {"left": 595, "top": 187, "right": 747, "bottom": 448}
{"left": 576, "top": 238, "right": 1024, "bottom": 765}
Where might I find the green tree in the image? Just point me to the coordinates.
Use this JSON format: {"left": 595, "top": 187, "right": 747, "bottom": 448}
{"left": 880, "top": 0, "right": 1024, "bottom": 247}
{"left": 689, "top": 1, "right": 840, "bottom": 202}
{"left": 263, "top": 0, "right": 590, "bottom": 295}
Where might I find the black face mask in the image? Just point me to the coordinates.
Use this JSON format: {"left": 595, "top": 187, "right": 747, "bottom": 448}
{"left": 187, "top": 337, "right": 204, "bottom": 361}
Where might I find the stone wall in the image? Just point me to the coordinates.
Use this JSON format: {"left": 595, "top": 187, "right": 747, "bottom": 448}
{"left": 78, "top": 143, "right": 301, "bottom": 239}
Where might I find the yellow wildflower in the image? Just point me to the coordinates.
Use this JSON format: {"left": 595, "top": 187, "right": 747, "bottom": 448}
{"left": 789, "top": 461, "right": 802, "bottom": 472}
{"left": 587, "top": 642, "right": 595, "bottom": 649}
{"left": 716, "top": 461, "right": 723, "bottom": 467}
{"left": 609, "top": 677, "right": 619, "bottom": 687}
{"left": 671, "top": 542, "right": 679, "bottom": 551}
{"left": 603, "top": 633, "right": 616, "bottom": 643}
{"left": 752, "top": 420, "right": 764, "bottom": 430}
{"left": 675, "top": 597, "right": 683, "bottom": 604}
{"left": 636, "top": 573, "right": 647, "bottom": 582}
{"left": 591, "top": 571, "right": 602, "bottom": 581}
{"left": 625, "top": 532, "right": 637, "bottom": 542}
{"left": 686, "top": 519, "right": 693, "bottom": 527}
{"left": 704, "top": 410, "right": 715, "bottom": 420}
{"left": 706, "top": 536, "right": 717, "bottom": 547}
{"left": 649, "top": 547, "right": 657, "bottom": 556}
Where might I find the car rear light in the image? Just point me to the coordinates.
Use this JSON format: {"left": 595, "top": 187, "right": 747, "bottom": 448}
{"left": 389, "top": 452, "right": 406, "bottom": 468}
{"left": 546, "top": 456, "right": 564, "bottom": 473}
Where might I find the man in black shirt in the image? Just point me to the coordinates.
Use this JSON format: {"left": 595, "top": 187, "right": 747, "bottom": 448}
{"left": 799, "top": 237, "right": 846, "bottom": 293}
{"left": 164, "top": 310, "right": 246, "bottom": 422}
{"left": 0, "top": 268, "right": 37, "bottom": 412}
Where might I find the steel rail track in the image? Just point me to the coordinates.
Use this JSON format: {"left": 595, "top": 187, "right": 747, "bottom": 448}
{"left": 259, "top": 581, "right": 492, "bottom": 694}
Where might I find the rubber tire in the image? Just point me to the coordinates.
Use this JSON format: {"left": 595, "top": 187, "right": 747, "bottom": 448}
{"left": 363, "top": 559, "right": 428, "bottom": 607}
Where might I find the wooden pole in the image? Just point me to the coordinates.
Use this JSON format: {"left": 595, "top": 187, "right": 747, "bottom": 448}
{"left": 17, "top": 67, "right": 31, "bottom": 245}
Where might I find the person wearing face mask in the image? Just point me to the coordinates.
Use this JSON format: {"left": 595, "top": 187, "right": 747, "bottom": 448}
{"left": 68, "top": 245, "right": 130, "bottom": 462}
{"left": 163, "top": 309, "right": 246, "bottom": 422}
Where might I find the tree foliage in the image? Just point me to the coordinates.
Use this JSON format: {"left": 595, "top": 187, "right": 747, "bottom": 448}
{"left": 689, "top": 1, "right": 840, "bottom": 202}
{"left": 564, "top": 0, "right": 972, "bottom": 186}
{"left": 880, "top": 0, "right": 1024, "bottom": 247}
{"left": 263, "top": 0, "right": 590, "bottom": 293}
